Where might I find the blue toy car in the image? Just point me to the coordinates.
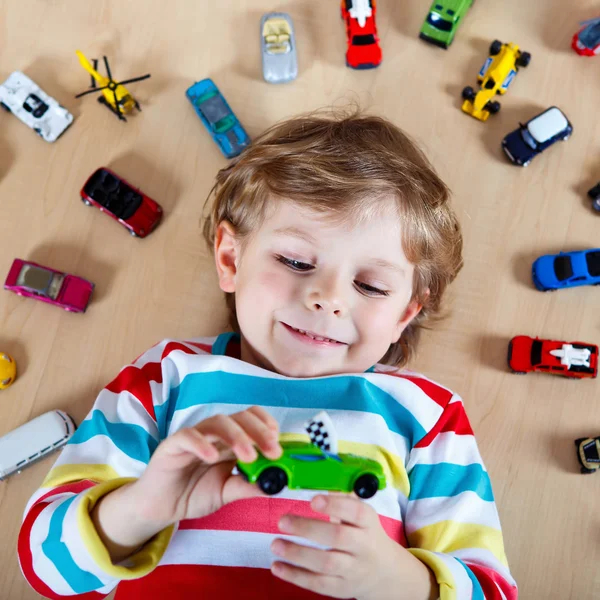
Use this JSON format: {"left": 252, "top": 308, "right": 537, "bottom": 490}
{"left": 532, "top": 248, "right": 600, "bottom": 291}
{"left": 185, "top": 79, "right": 250, "bottom": 158}
{"left": 502, "top": 107, "right": 572, "bottom": 167}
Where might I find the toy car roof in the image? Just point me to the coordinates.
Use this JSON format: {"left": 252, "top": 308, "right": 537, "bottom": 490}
{"left": 527, "top": 107, "right": 569, "bottom": 144}
{"left": 15, "top": 264, "right": 56, "bottom": 293}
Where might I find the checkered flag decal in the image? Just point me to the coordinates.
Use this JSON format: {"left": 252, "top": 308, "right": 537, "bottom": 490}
{"left": 305, "top": 411, "right": 338, "bottom": 454}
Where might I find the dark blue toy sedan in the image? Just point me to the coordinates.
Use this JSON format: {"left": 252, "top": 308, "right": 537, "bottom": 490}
{"left": 502, "top": 107, "right": 572, "bottom": 167}
{"left": 532, "top": 248, "right": 600, "bottom": 291}
{"left": 186, "top": 78, "right": 250, "bottom": 159}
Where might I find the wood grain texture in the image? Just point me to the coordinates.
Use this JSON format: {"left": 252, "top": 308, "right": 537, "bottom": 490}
{"left": 1, "top": 1, "right": 599, "bottom": 598}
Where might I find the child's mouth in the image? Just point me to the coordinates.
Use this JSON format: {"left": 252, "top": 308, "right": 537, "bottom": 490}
{"left": 281, "top": 322, "right": 346, "bottom": 346}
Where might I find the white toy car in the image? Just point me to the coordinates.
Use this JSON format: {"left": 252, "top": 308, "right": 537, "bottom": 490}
{"left": 0, "top": 71, "right": 73, "bottom": 142}
{"left": 260, "top": 12, "right": 298, "bottom": 83}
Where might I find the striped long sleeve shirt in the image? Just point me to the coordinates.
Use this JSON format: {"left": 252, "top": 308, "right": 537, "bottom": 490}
{"left": 18, "top": 333, "right": 517, "bottom": 600}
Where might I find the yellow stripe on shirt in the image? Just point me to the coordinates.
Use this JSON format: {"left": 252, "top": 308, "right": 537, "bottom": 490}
{"left": 42, "top": 463, "right": 122, "bottom": 488}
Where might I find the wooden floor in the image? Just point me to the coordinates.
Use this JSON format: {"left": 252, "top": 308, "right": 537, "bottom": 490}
{"left": 1, "top": 1, "right": 600, "bottom": 598}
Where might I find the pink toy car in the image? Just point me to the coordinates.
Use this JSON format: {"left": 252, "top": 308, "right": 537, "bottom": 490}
{"left": 4, "top": 259, "right": 94, "bottom": 313}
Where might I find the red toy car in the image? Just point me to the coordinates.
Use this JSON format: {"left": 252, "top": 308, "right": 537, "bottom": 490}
{"left": 341, "top": 0, "right": 382, "bottom": 69}
{"left": 4, "top": 259, "right": 94, "bottom": 313}
{"left": 572, "top": 18, "right": 600, "bottom": 56}
{"left": 80, "top": 167, "right": 162, "bottom": 238}
{"left": 508, "top": 335, "right": 598, "bottom": 379}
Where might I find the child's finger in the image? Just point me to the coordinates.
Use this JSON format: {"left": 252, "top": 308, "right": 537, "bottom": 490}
{"left": 246, "top": 405, "right": 280, "bottom": 432}
{"left": 164, "top": 428, "right": 221, "bottom": 463}
{"left": 195, "top": 414, "right": 258, "bottom": 462}
{"left": 233, "top": 410, "right": 282, "bottom": 459}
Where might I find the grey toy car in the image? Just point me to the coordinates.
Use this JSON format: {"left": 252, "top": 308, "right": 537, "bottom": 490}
{"left": 260, "top": 12, "right": 298, "bottom": 83}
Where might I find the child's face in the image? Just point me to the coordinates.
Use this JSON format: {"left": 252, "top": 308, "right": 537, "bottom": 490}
{"left": 215, "top": 200, "right": 422, "bottom": 377}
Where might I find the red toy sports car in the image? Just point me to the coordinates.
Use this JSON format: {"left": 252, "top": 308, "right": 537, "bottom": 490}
{"left": 508, "top": 335, "right": 598, "bottom": 379}
{"left": 572, "top": 18, "right": 600, "bottom": 56}
{"left": 4, "top": 259, "right": 94, "bottom": 313}
{"left": 80, "top": 167, "right": 162, "bottom": 238}
{"left": 341, "top": 0, "right": 382, "bottom": 69}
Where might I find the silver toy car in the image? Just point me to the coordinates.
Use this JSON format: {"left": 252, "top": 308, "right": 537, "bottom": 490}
{"left": 260, "top": 12, "right": 298, "bottom": 83}
{"left": 0, "top": 71, "right": 73, "bottom": 142}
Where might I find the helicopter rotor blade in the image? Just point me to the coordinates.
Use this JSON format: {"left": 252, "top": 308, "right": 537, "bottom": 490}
{"left": 116, "top": 74, "right": 151, "bottom": 86}
{"left": 103, "top": 56, "right": 113, "bottom": 82}
{"left": 75, "top": 85, "right": 110, "bottom": 98}
{"left": 91, "top": 59, "right": 98, "bottom": 88}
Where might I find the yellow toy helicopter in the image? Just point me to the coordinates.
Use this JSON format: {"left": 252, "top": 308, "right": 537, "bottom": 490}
{"left": 75, "top": 51, "right": 151, "bottom": 121}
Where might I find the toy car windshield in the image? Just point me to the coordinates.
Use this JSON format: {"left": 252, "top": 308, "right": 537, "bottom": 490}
{"left": 585, "top": 251, "right": 600, "bottom": 277}
{"left": 583, "top": 439, "right": 600, "bottom": 462}
{"left": 84, "top": 169, "right": 143, "bottom": 221}
{"left": 426, "top": 13, "right": 453, "bottom": 31}
{"left": 580, "top": 22, "right": 600, "bottom": 48}
{"left": 23, "top": 94, "right": 49, "bottom": 119}
{"left": 196, "top": 94, "right": 234, "bottom": 133}
{"left": 352, "top": 34, "right": 377, "bottom": 45}
{"left": 553, "top": 256, "right": 573, "bottom": 281}
{"left": 530, "top": 340, "right": 542, "bottom": 366}
{"left": 16, "top": 265, "right": 64, "bottom": 299}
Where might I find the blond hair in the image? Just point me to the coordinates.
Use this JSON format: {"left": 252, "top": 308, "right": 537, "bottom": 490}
{"left": 203, "top": 109, "right": 463, "bottom": 367}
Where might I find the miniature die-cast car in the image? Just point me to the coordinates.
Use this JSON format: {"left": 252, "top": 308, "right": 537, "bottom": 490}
{"left": 80, "top": 167, "right": 162, "bottom": 238}
{"left": 419, "top": 0, "right": 473, "bottom": 49}
{"left": 0, "top": 71, "right": 73, "bottom": 142}
{"left": 186, "top": 78, "right": 251, "bottom": 159}
{"left": 502, "top": 107, "right": 572, "bottom": 167}
{"left": 508, "top": 335, "right": 598, "bottom": 379}
{"left": 572, "top": 18, "right": 600, "bottom": 56}
{"left": 575, "top": 437, "right": 600, "bottom": 473}
{"left": 587, "top": 182, "right": 600, "bottom": 212}
{"left": 261, "top": 12, "right": 298, "bottom": 83}
{"left": 531, "top": 248, "right": 599, "bottom": 291}
{"left": 4, "top": 259, "right": 94, "bottom": 313}
{"left": 461, "top": 40, "right": 530, "bottom": 122}
{"left": 341, "top": 0, "right": 382, "bottom": 69}
{"left": 238, "top": 440, "right": 386, "bottom": 498}
{"left": 0, "top": 353, "right": 16, "bottom": 390}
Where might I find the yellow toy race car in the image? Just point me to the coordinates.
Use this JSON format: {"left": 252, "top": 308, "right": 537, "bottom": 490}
{"left": 461, "top": 40, "right": 531, "bottom": 122}
{"left": 0, "top": 352, "right": 16, "bottom": 389}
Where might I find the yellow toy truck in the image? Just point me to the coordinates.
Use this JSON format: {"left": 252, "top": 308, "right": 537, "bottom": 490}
{"left": 461, "top": 40, "right": 531, "bottom": 122}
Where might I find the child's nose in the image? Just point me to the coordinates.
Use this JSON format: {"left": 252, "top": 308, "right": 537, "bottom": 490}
{"left": 304, "top": 280, "right": 347, "bottom": 316}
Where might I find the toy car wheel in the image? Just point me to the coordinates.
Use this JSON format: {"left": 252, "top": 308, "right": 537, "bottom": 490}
{"left": 574, "top": 438, "right": 586, "bottom": 447}
{"left": 593, "top": 198, "right": 600, "bottom": 213}
{"left": 489, "top": 40, "right": 503, "bottom": 55}
{"left": 257, "top": 467, "right": 287, "bottom": 495}
{"left": 522, "top": 159, "right": 531, "bottom": 167}
{"left": 81, "top": 197, "right": 92, "bottom": 206}
{"left": 581, "top": 466, "right": 595, "bottom": 474}
{"left": 485, "top": 101, "right": 501, "bottom": 114}
{"left": 129, "top": 229, "right": 138, "bottom": 237}
{"left": 517, "top": 52, "right": 531, "bottom": 67}
{"left": 353, "top": 473, "right": 379, "bottom": 499}
{"left": 462, "top": 86, "right": 476, "bottom": 101}
{"left": 0, "top": 102, "right": 11, "bottom": 113}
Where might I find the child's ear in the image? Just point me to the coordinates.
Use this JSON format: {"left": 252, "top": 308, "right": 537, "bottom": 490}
{"left": 214, "top": 220, "right": 240, "bottom": 293}
{"left": 391, "top": 290, "right": 429, "bottom": 343}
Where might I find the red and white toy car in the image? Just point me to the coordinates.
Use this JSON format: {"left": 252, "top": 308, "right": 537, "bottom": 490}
{"left": 4, "top": 259, "right": 94, "bottom": 313}
{"left": 572, "top": 18, "right": 600, "bottom": 56}
{"left": 341, "top": 0, "right": 382, "bottom": 69}
{"left": 80, "top": 167, "right": 162, "bottom": 238}
{"left": 508, "top": 335, "right": 598, "bottom": 379}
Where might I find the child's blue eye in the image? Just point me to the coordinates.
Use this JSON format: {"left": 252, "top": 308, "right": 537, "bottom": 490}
{"left": 276, "top": 255, "right": 314, "bottom": 271}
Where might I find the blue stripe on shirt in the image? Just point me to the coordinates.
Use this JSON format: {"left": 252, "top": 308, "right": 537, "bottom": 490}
{"left": 42, "top": 496, "right": 104, "bottom": 593}
{"left": 69, "top": 409, "right": 158, "bottom": 464}
{"left": 456, "top": 558, "right": 485, "bottom": 600}
{"left": 408, "top": 463, "right": 494, "bottom": 501}
{"left": 156, "top": 371, "right": 427, "bottom": 444}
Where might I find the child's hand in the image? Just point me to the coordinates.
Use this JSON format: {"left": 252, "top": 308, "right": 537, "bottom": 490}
{"left": 133, "top": 406, "right": 283, "bottom": 524}
{"left": 92, "top": 406, "right": 282, "bottom": 561}
{"left": 270, "top": 494, "right": 439, "bottom": 600}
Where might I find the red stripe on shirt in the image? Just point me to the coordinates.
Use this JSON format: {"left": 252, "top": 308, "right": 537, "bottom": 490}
{"left": 414, "top": 401, "right": 474, "bottom": 448}
{"left": 379, "top": 372, "right": 453, "bottom": 408}
{"left": 114, "top": 564, "right": 336, "bottom": 600}
{"left": 466, "top": 563, "right": 518, "bottom": 600}
{"left": 18, "top": 500, "right": 106, "bottom": 600}
{"left": 179, "top": 497, "right": 407, "bottom": 547}
{"left": 105, "top": 363, "right": 161, "bottom": 419}
{"left": 183, "top": 341, "right": 213, "bottom": 354}
{"left": 31, "top": 480, "right": 96, "bottom": 508}
{"left": 161, "top": 341, "right": 204, "bottom": 360}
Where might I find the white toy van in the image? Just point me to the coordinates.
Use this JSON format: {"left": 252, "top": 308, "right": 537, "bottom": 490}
{"left": 0, "top": 410, "right": 76, "bottom": 481}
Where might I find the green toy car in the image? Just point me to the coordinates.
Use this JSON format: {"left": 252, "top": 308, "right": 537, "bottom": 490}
{"left": 419, "top": 0, "right": 473, "bottom": 49}
{"left": 237, "top": 440, "right": 386, "bottom": 499}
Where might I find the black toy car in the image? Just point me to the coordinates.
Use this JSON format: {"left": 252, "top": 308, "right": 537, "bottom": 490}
{"left": 575, "top": 436, "right": 600, "bottom": 474}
